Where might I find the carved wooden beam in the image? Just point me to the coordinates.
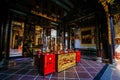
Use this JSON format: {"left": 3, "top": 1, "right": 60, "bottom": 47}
{"left": 98, "top": 0, "right": 110, "bottom": 15}
{"left": 113, "top": 13, "right": 120, "bottom": 24}
{"left": 98, "top": 0, "right": 112, "bottom": 45}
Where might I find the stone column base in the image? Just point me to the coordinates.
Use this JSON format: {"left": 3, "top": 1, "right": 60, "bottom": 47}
{"left": 96, "top": 57, "right": 102, "bottom": 63}
{"left": 112, "top": 58, "right": 117, "bottom": 65}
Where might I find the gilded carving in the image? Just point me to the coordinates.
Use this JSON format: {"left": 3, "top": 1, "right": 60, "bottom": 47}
{"left": 114, "top": 14, "right": 120, "bottom": 24}
{"left": 99, "top": 0, "right": 112, "bottom": 44}
{"left": 56, "top": 53, "right": 76, "bottom": 72}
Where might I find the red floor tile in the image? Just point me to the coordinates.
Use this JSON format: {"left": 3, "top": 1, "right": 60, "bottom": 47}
{"left": 65, "top": 72, "right": 78, "bottom": 78}
{"left": 0, "top": 58, "right": 106, "bottom": 80}
{"left": 78, "top": 72, "right": 92, "bottom": 78}
{"left": 20, "top": 75, "right": 36, "bottom": 80}
{"left": 85, "top": 68, "right": 97, "bottom": 72}
{"left": 75, "top": 67, "right": 86, "bottom": 72}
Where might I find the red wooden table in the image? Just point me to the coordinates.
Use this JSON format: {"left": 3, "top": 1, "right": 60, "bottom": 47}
{"left": 38, "top": 53, "right": 55, "bottom": 76}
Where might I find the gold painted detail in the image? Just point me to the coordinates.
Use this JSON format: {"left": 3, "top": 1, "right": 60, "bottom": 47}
{"left": 99, "top": 0, "right": 110, "bottom": 15}
{"left": 114, "top": 14, "right": 120, "bottom": 24}
{"left": 31, "top": 10, "right": 57, "bottom": 22}
{"left": 99, "top": 0, "right": 112, "bottom": 45}
{"left": 57, "top": 53, "right": 76, "bottom": 72}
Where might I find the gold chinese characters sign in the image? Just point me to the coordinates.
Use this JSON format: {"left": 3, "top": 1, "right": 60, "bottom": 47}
{"left": 56, "top": 53, "right": 76, "bottom": 72}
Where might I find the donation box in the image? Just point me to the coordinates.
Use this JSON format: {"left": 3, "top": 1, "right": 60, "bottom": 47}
{"left": 39, "top": 53, "right": 55, "bottom": 76}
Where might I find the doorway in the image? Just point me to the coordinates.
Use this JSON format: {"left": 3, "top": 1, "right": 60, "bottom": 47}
{"left": 10, "top": 21, "right": 24, "bottom": 57}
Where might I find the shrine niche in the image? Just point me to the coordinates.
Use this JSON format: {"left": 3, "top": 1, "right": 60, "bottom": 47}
{"left": 9, "top": 20, "right": 24, "bottom": 57}
{"left": 11, "top": 21, "right": 24, "bottom": 49}
{"left": 81, "top": 30, "right": 92, "bottom": 44}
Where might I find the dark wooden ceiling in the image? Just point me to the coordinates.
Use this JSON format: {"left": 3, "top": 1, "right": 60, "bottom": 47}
{"left": 4, "top": 0, "right": 120, "bottom": 27}
{"left": 7, "top": 0, "right": 98, "bottom": 18}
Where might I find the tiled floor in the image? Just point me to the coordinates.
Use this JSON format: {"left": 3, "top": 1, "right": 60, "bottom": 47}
{"left": 111, "top": 59, "right": 120, "bottom": 80}
{"left": 10, "top": 49, "right": 22, "bottom": 57}
{"left": 0, "top": 58, "right": 105, "bottom": 80}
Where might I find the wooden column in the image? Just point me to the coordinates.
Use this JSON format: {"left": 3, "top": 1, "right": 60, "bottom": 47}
{"left": 0, "top": 20, "right": 4, "bottom": 61}
{"left": 109, "top": 4, "right": 115, "bottom": 63}
{"left": 95, "top": 10, "right": 102, "bottom": 62}
{"left": 0, "top": 0, "right": 9, "bottom": 61}
{"left": 63, "top": 25, "right": 66, "bottom": 50}
{"left": 6, "top": 14, "right": 12, "bottom": 59}
{"left": 99, "top": 0, "right": 114, "bottom": 63}
{"left": 23, "top": 16, "right": 28, "bottom": 57}
{"left": 68, "top": 26, "right": 70, "bottom": 49}
{"left": 56, "top": 24, "right": 61, "bottom": 51}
